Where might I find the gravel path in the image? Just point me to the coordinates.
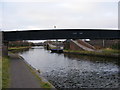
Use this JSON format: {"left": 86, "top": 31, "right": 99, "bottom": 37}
{"left": 9, "top": 53, "right": 41, "bottom": 88}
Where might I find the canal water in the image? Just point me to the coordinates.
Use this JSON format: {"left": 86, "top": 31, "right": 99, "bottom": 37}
{"left": 18, "top": 46, "right": 119, "bottom": 88}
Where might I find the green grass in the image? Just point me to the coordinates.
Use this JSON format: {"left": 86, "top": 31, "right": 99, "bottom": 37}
{"left": 64, "top": 50, "right": 97, "bottom": 55}
{"left": 2, "top": 57, "right": 10, "bottom": 88}
{"left": 64, "top": 48, "right": 120, "bottom": 54}
{"left": 64, "top": 48, "right": 119, "bottom": 58}
{"left": 0, "top": 57, "right": 2, "bottom": 89}
{"left": 101, "top": 48, "right": 120, "bottom": 54}
{"left": 8, "top": 46, "right": 30, "bottom": 50}
{"left": 41, "top": 82, "right": 52, "bottom": 89}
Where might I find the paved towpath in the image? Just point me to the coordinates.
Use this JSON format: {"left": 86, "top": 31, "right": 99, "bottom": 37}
{"left": 9, "top": 53, "right": 41, "bottom": 88}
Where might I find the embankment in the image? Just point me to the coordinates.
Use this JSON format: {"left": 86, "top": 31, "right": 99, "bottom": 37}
{"left": 63, "top": 49, "right": 119, "bottom": 58}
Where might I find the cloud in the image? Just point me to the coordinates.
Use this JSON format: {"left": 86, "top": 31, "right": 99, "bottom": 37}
{"left": 0, "top": 3, "right": 3, "bottom": 30}
{"left": 1, "top": 0, "right": 119, "bottom": 2}
{"left": 1, "top": 1, "right": 118, "bottom": 30}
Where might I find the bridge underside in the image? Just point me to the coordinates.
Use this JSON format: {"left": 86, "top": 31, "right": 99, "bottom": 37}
{"left": 3, "top": 29, "right": 120, "bottom": 41}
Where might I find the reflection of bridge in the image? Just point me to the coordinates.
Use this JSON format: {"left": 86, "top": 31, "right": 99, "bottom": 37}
{"left": 1, "top": 29, "right": 120, "bottom": 56}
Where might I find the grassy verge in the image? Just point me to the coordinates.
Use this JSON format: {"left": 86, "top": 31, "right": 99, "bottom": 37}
{"left": 0, "top": 57, "right": 2, "bottom": 89}
{"left": 8, "top": 46, "right": 31, "bottom": 50}
{"left": 64, "top": 48, "right": 119, "bottom": 58}
{"left": 101, "top": 48, "right": 120, "bottom": 54}
{"left": 8, "top": 47, "right": 31, "bottom": 53}
{"left": 2, "top": 57, "right": 10, "bottom": 88}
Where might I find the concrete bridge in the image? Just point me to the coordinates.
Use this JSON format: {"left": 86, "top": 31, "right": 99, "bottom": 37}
{"left": 1, "top": 29, "right": 120, "bottom": 56}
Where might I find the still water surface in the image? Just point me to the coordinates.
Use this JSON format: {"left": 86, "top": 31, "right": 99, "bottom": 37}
{"left": 19, "top": 46, "right": 119, "bottom": 88}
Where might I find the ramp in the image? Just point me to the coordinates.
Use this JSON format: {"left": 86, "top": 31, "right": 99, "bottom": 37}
{"left": 71, "top": 39, "right": 95, "bottom": 51}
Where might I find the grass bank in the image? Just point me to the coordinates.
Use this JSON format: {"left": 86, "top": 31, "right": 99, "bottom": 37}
{"left": 101, "top": 48, "right": 120, "bottom": 54}
{"left": 64, "top": 48, "right": 119, "bottom": 58}
{"left": 8, "top": 46, "right": 31, "bottom": 53}
{"left": 2, "top": 57, "right": 10, "bottom": 88}
{"left": 0, "top": 57, "right": 2, "bottom": 89}
{"left": 8, "top": 46, "right": 31, "bottom": 51}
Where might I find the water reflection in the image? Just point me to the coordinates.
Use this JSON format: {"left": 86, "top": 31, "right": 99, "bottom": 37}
{"left": 18, "top": 46, "right": 119, "bottom": 88}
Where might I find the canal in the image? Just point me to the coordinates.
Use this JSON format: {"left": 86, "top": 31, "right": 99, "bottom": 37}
{"left": 18, "top": 46, "right": 119, "bottom": 88}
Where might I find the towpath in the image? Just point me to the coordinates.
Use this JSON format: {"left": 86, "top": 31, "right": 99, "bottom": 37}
{"left": 9, "top": 53, "right": 41, "bottom": 88}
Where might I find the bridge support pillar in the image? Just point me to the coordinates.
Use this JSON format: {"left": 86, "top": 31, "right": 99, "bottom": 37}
{"left": 2, "top": 41, "right": 8, "bottom": 57}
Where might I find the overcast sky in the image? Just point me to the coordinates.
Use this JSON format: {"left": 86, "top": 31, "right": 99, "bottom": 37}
{"left": 0, "top": 0, "right": 119, "bottom": 31}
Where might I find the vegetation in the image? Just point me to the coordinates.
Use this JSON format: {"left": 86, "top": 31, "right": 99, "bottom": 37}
{"left": 0, "top": 57, "right": 2, "bottom": 89}
{"left": 8, "top": 41, "right": 33, "bottom": 53}
{"left": 2, "top": 57, "right": 10, "bottom": 88}
{"left": 8, "top": 46, "right": 30, "bottom": 51}
{"left": 111, "top": 43, "right": 120, "bottom": 50}
{"left": 64, "top": 48, "right": 119, "bottom": 58}
{"left": 101, "top": 48, "right": 120, "bottom": 54}
{"left": 9, "top": 41, "right": 34, "bottom": 47}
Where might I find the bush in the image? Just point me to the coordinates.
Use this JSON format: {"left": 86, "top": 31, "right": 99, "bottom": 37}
{"left": 111, "top": 43, "right": 120, "bottom": 50}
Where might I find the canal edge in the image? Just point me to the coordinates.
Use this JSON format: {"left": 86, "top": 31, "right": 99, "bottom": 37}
{"left": 63, "top": 51, "right": 119, "bottom": 59}
{"left": 16, "top": 54, "right": 57, "bottom": 89}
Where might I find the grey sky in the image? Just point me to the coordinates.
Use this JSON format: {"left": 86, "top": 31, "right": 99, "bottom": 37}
{"left": 0, "top": 0, "right": 119, "bottom": 31}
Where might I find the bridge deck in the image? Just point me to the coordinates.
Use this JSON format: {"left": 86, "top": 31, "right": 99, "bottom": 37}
{"left": 3, "top": 29, "right": 120, "bottom": 41}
